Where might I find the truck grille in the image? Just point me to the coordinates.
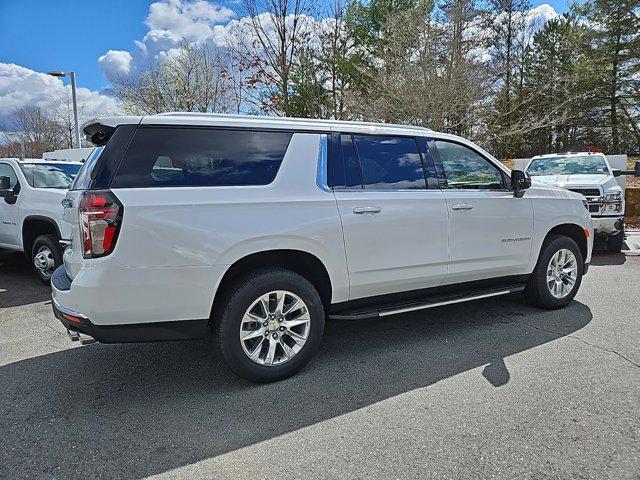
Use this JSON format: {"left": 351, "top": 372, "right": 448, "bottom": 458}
{"left": 567, "top": 188, "right": 601, "bottom": 197}
{"left": 588, "top": 204, "right": 600, "bottom": 213}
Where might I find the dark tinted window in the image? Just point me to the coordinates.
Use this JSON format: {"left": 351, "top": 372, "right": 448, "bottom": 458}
{"left": 435, "top": 141, "right": 505, "bottom": 190}
{"left": 352, "top": 135, "right": 426, "bottom": 189}
{"left": 111, "top": 128, "right": 292, "bottom": 188}
{"left": 341, "top": 135, "right": 363, "bottom": 188}
{"left": 0, "top": 163, "right": 18, "bottom": 188}
{"left": 71, "top": 146, "right": 104, "bottom": 190}
{"left": 20, "top": 163, "right": 81, "bottom": 189}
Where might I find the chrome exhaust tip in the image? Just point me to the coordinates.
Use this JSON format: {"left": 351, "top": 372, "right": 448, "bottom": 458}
{"left": 67, "top": 329, "right": 79, "bottom": 342}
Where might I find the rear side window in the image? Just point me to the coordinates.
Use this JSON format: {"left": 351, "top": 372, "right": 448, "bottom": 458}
{"left": 352, "top": 135, "right": 426, "bottom": 189}
{"left": 111, "top": 128, "right": 293, "bottom": 188}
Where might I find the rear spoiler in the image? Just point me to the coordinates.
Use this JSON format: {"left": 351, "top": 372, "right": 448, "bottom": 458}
{"left": 83, "top": 122, "right": 116, "bottom": 147}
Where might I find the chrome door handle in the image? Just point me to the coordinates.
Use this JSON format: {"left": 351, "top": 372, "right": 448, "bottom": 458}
{"left": 451, "top": 203, "right": 474, "bottom": 210}
{"left": 353, "top": 206, "right": 382, "bottom": 215}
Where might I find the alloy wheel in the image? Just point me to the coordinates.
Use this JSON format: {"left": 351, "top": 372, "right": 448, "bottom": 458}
{"left": 546, "top": 248, "right": 578, "bottom": 299}
{"left": 239, "top": 290, "right": 311, "bottom": 366}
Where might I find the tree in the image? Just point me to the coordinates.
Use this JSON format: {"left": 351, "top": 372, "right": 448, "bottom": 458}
{"left": 484, "top": 0, "right": 531, "bottom": 157}
{"left": 0, "top": 106, "right": 64, "bottom": 158}
{"left": 578, "top": 0, "right": 640, "bottom": 153}
{"left": 233, "top": 0, "right": 313, "bottom": 116}
{"left": 110, "top": 43, "right": 236, "bottom": 115}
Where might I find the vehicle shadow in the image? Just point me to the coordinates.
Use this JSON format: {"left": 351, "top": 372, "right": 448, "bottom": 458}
{"left": 590, "top": 251, "right": 627, "bottom": 266}
{"left": 0, "top": 295, "right": 592, "bottom": 479}
{"left": 0, "top": 251, "right": 50, "bottom": 308}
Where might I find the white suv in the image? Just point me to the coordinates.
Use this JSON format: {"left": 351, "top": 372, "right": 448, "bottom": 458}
{"left": 52, "top": 113, "right": 593, "bottom": 382}
{"left": 0, "top": 158, "right": 83, "bottom": 282}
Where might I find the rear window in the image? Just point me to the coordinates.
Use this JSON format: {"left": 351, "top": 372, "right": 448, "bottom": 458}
{"left": 111, "top": 127, "right": 293, "bottom": 188}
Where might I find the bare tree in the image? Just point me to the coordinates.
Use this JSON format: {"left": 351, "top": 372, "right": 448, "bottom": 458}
{"left": 110, "top": 43, "right": 236, "bottom": 115}
{"left": 0, "top": 106, "right": 64, "bottom": 158}
{"left": 232, "top": 0, "right": 312, "bottom": 116}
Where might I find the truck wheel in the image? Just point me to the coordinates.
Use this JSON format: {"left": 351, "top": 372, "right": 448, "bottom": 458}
{"left": 31, "top": 234, "right": 62, "bottom": 284}
{"left": 213, "top": 268, "right": 325, "bottom": 382}
{"left": 524, "top": 234, "right": 583, "bottom": 310}
{"left": 607, "top": 230, "right": 624, "bottom": 253}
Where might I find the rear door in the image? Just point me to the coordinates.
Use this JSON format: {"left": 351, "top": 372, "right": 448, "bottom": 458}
{"left": 332, "top": 133, "right": 449, "bottom": 300}
{"left": 431, "top": 139, "right": 533, "bottom": 283}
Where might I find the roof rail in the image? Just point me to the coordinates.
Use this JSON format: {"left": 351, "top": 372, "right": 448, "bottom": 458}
{"left": 153, "top": 112, "right": 433, "bottom": 132}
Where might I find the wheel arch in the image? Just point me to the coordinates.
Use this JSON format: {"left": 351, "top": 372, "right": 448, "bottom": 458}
{"left": 545, "top": 223, "right": 588, "bottom": 261}
{"left": 210, "top": 249, "right": 333, "bottom": 321}
{"left": 22, "top": 216, "right": 61, "bottom": 257}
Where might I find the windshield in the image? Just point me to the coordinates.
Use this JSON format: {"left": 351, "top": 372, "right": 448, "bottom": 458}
{"left": 19, "top": 163, "right": 82, "bottom": 189}
{"left": 526, "top": 155, "right": 609, "bottom": 176}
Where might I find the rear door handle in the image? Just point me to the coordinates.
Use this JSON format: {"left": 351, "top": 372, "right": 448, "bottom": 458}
{"left": 451, "top": 203, "right": 474, "bottom": 210}
{"left": 353, "top": 206, "right": 382, "bottom": 215}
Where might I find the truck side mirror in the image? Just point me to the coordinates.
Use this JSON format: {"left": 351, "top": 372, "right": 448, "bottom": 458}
{"left": 511, "top": 170, "right": 531, "bottom": 196}
{"left": 613, "top": 160, "right": 640, "bottom": 177}
{"left": 0, "top": 176, "right": 11, "bottom": 197}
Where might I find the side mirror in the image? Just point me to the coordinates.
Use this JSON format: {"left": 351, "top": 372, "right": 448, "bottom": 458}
{"left": 613, "top": 160, "right": 640, "bottom": 177}
{"left": 511, "top": 170, "right": 531, "bottom": 195}
{"left": 0, "top": 176, "right": 11, "bottom": 198}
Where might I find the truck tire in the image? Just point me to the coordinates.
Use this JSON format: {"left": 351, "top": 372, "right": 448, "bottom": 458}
{"left": 31, "top": 234, "right": 62, "bottom": 284}
{"left": 213, "top": 268, "right": 325, "bottom": 382}
{"left": 524, "top": 234, "right": 583, "bottom": 310}
{"left": 607, "top": 230, "right": 624, "bottom": 253}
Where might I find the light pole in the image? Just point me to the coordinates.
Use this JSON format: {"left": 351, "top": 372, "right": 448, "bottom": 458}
{"left": 48, "top": 71, "right": 81, "bottom": 149}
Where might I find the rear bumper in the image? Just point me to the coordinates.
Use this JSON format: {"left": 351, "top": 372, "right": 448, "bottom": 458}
{"left": 51, "top": 265, "right": 209, "bottom": 343}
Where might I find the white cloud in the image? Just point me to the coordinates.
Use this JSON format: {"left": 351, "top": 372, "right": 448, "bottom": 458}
{"left": 100, "top": 0, "right": 236, "bottom": 83}
{"left": 98, "top": 50, "right": 133, "bottom": 80}
{"left": 0, "top": 63, "right": 119, "bottom": 128}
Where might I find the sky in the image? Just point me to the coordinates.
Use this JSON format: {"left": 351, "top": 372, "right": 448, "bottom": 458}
{"left": 0, "top": 0, "right": 571, "bottom": 128}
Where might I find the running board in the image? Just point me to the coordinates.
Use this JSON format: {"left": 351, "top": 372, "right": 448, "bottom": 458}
{"left": 329, "top": 285, "right": 525, "bottom": 320}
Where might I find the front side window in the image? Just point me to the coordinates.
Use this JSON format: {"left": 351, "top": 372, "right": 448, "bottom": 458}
{"left": 526, "top": 155, "right": 609, "bottom": 176}
{"left": 352, "top": 135, "right": 426, "bottom": 189}
{"left": 434, "top": 141, "right": 505, "bottom": 190}
{"left": 19, "top": 163, "right": 81, "bottom": 189}
{"left": 111, "top": 127, "right": 293, "bottom": 188}
{"left": 0, "top": 164, "right": 18, "bottom": 188}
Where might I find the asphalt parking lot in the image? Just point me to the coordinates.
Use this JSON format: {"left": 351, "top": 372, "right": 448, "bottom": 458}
{"left": 1, "top": 236, "right": 639, "bottom": 480}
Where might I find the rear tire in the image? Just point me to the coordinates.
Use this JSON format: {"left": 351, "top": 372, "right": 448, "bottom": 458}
{"left": 31, "top": 234, "right": 62, "bottom": 285}
{"left": 524, "top": 234, "right": 583, "bottom": 309}
{"left": 213, "top": 268, "right": 325, "bottom": 382}
{"left": 607, "top": 230, "right": 624, "bottom": 253}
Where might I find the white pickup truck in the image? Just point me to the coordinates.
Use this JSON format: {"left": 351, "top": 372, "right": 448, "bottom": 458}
{"left": 0, "top": 158, "right": 83, "bottom": 283}
{"left": 526, "top": 152, "right": 640, "bottom": 252}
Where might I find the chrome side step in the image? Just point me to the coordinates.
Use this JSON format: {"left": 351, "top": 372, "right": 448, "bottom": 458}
{"left": 378, "top": 289, "right": 512, "bottom": 316}
{"left": 329, "top": 285, "right": 525, "bottom": 320}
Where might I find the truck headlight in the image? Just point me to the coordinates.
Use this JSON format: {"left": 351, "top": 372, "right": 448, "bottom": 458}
{"left": 604, "top": 192, "right": 622, "bottom": 203}
{"left": 603, "top": 203, "right": 622, "bottom": 213}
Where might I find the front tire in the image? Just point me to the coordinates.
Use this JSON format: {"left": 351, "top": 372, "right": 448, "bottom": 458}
{"left": 31, "top": 234, "right": 62, "bottom": 284}
{"left": 213, "top": 268, "right": 325, "bottom": 382}
{"left": 524, "top": 234, "right": 583, "bottom": 309}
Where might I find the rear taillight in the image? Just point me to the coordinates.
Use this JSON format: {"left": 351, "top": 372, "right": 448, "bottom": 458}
{"left": 79, "top": 190, "right": 123, "bottom": 258}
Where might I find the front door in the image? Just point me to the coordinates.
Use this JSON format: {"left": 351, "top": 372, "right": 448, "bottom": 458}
{"left": 431, "top": 140, "right": 534, "bottom": 283}
{"left": 0, "top": 163, "right": 20, "bottom": 247}
{"left": 333, "top": 133, "right": 449, "bottom": 299}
